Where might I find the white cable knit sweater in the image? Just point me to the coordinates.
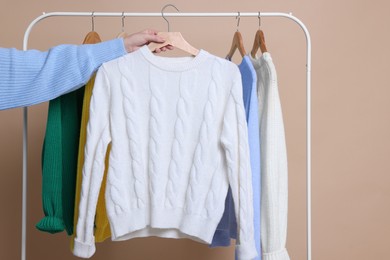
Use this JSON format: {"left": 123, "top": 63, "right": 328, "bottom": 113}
{"left": 73, "top": 45, "right": 257, "bottom": 259}
{"left": 250, "top": 53, "right": 290, "bottom": 260}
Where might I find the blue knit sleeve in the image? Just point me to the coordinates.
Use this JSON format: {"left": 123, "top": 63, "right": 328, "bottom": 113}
{"left": 0, "top": 38, "right": 126, "bottom": 110}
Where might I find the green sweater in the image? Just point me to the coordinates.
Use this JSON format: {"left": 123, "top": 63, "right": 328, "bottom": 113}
{"left": 36, "top": 86, "right": 84, "bottom": 235}
{"left": 37, "top": 31, "right": 104, "bottom": 235}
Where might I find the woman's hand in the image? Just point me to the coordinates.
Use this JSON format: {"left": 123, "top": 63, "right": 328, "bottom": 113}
{"left": 123, "top": 29, "right": 173, "bottom": 53}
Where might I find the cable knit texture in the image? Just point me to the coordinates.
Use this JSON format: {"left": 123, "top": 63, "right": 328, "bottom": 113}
{"left": 73, "top": 45, "right": 257, "bottom": 259}
{"left": 249, "top": 53, "right": 290, "bottom": 260}
{"left": 0, "top": 38, "right": 126, "bottom": 110}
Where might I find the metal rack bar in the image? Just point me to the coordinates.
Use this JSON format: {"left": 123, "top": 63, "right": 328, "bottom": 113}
{"left": 22, "top": 11, "right": 312, "bottom": 260}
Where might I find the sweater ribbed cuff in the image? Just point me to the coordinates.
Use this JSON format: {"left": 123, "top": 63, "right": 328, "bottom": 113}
{"left": 235, "top": 240, "right": 258, "bottom": 260}
{"left": 88, "top": 38, "right": 127, "bottom": 69}
{"left": 73, "top": 237, "right": 96, "bottom": 258}
{"left": 263, "top": 248, "right": 290, "bottom": 260}
{"left": 35, "top": 216, "right": 65, "bottom": 234}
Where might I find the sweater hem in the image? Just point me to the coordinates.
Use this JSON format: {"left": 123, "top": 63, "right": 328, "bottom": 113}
{"left": 109, "top": 207, "right": 221, "bottom": 244}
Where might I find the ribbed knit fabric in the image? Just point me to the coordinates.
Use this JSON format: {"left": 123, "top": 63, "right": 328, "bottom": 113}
{"left": 249, "top": 53, "right": 290, "bottom": 260}
{"left": 37, "top": 99, "right": 65, "bottom": 233}
{"left": 210, "top": 56, "right": 261, "bottom": 260}
{"left": 37, "top": 32, "right": 108, "bottom": 235}
{"left": 60, "top": 87, "right": 84, "bottom": 234}
{"left": 73, "top": 45, "right": 257, "bottom": 259}
{"left": 71, "top": 74, "right": 112, "bottom": 247}
{"left": 0, "top": 38, "right": 126, "bottom": 110}
{"left": 263, "top": 250, "right": 290, "bottom": 260}
{"left": 37, "top": 77, "right": 85, "bottom": 235}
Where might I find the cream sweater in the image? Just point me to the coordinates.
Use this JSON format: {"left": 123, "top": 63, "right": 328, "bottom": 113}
{"left": 250, "top": 53, "right": 290, "bottom": 260}
{"left": 73, "top": 46, "right": 257, "bottom": 259}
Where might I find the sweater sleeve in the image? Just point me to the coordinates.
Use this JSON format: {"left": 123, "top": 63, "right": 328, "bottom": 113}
{"left": 73, "top": 66, "right": 111, "bottom": 258}
{"left": 259, "top": 58, "right": 290, "bottom": 260}
{"left": 0, "top": 38, "right": 126, "bottom": 110}
{"left": 221, "top": 70, "right": 257, "bottom": 260}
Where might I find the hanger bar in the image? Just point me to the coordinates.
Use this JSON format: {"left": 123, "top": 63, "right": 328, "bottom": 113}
{"left": 22, "top": 11, "right": 311, "bottom": 260}
{"left": 37, "top": 11, "right": 293, "bottom": 17}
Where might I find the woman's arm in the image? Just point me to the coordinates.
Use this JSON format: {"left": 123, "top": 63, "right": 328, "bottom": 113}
{"left": 0, "top": 29, "right": 166, "bottom": 110}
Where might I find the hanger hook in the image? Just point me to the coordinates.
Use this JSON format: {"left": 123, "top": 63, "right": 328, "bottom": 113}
{"left": 122, "top": 12, "right": 125, "bottom": 32}
{"left": 258, "top": 12, "right": 261, "bottom": 28}
{"left": 161, "top": 4, "right": 180, "bottom": 32}
{"left": 236, "top": 11, "right": 241, "bottom": 31}
{"left": 91, "top": 11, "right": 95, "bottom": 31}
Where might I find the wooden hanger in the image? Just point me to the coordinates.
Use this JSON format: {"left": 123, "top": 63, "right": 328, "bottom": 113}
{"left": 251, "top": 30, "right": 268, "bottom": 58}
{"left": 148, "top": 32, "right": 199, "bottom": 56}
{"left": 83, "top": 31, "right": 102, "bottom": 44}
{"left": 148, "top": 4, "right": 199, "bottom": 56}
{"left": 82, "top": 13, "right": 102, "bottom": 44}
{"left": 116, "top": 32, "right": 128, "bottom": 38}
{"left": 226, "top": 31, "right": 247, "bottom": 60}
{"left": 251, "top": 13, "right": 268, "bottom": 58}
{"left": 226, "top": 12, "right": 246, "bottom": 60}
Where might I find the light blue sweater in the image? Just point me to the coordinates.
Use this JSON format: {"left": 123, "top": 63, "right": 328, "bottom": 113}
{"left": 0, "top": 38, "right": 126, "bottom": 110}
{"left": 211, "top": 56, "right": 261, "bottom": 260}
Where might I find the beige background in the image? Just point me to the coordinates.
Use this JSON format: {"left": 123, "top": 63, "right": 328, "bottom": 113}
{"left": 1, "top": 0, "right": 389, "bottom": 259}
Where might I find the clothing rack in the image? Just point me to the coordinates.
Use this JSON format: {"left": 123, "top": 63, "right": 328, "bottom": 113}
{"left": 21, "top": 11, "right": 312, "bottom": 260}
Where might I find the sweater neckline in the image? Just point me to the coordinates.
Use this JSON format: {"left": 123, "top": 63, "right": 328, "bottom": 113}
{"left": 139, "top": 45, "right": 209, "bottom": 72}
{"left": 248, "top": 52, "right": 272, "bottom": 70}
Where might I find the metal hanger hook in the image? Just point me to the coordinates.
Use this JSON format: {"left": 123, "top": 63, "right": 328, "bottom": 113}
{"left": 258, "top": 12, "right": 261, "bottom": 28}
{"left": 236, "top": 11, "right": 241, "bottom": 31}
{"left": 91, "top": 11, "right": 95, "bottom": 31}
{"left": 122, "top": 12, "right": 125, "bottom": 32}
{"left": 161, "top": 4, "right": 180, "bottom": 32}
